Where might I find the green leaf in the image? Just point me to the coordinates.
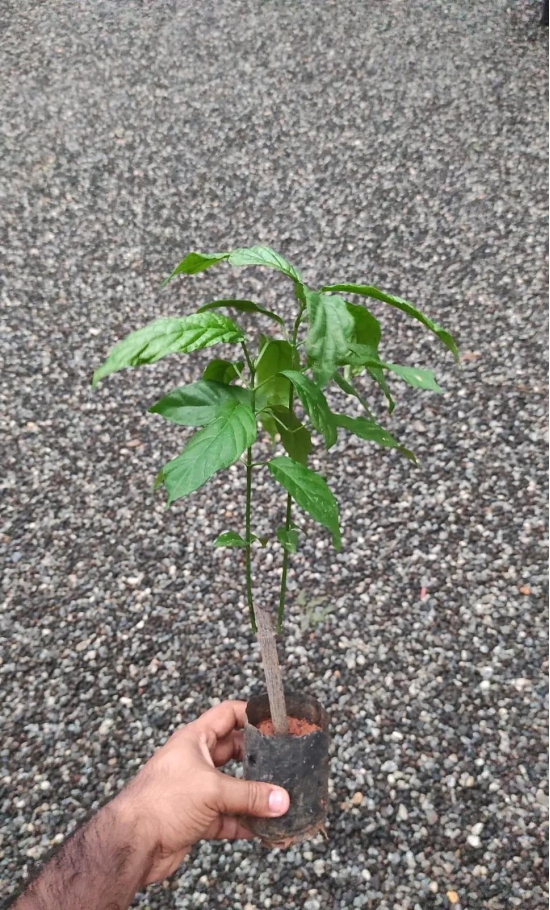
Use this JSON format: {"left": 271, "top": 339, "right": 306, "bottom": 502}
{"left": 346, "top": 302, "right": 381, "bottom": 360}
{"left": 333, "top": 372, "right": 375, "bottom": 419}
{"left": 92, "top": 314, "right": 243, "bottom": 387}
{"left": 156, "top": 400, "right": 256, "bottom": 505}
{"left": 149, "top": 380, "right": 250, "bottom": 427}
{"left": 255, "top": 339, "right": 300, "bottom": 436}
{"left": 343, "top": 346, "right": 395, "bottom": 412}
{"left": 304, "top": 289, "right": 354, "bottom": 387}
{"left": 198, "top": 298, "right": 284, "bottom": 328}
{"left": 342, "top": 304, "right": 394, "bottom": 409}
{"left": 228, "top": 246, "right": 302, "bottom": 283}
{"left": 269, "top": 406, "right": 312, "bottom": 465}
{"left": 162, "top": 251, "right": 230, "bottom": 284}
{"left": 162, "top": 245, "right": 305, "bottom": 307}
{"left": 214, "top": 531, "right": 268, "bottom": 548}
{"left": 276, "top": 527, "right": 299, "bottom": 554}
{"left": 334, "top": 413, "right": 417, "bottom": 463}
{"left": 346, "top": 345, "right": 441, "bottom": 393}
{"left": 322, "top": 282, "right": 458, "bottom": 360}
{"left": 280, "top": 370, "right": 337, "bottom": 449}
{"left": 368, "top": 366, "right": 395, "bottom": 414}
{"left": 384, "top": 363, "right": 442, "bottom": 392}
{"left": 203, "top": 359, "right": 244, "bottom": 384}
{"left": 214, "top": 531, "right": 250, "bottom": 548}
{"left": 268, "top": 456, "right": 341, "bottom": 549}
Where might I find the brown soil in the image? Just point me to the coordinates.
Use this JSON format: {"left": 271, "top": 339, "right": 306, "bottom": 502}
{"left": 256, "top": 716, "right": 321, "bottom": 737}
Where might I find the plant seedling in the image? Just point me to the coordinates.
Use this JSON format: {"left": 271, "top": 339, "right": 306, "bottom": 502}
{"left": 92, "top": 245, "right": 458, "bottom": 738}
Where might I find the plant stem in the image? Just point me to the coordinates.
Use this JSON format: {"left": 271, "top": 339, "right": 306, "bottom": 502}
{"left": 244, "top": 341, "right": 257, "bottom": 633}
{"left": 276, "top": 492, "right": 292, "bottom": 632}
{"left": 241, "top": 340, "right": 255, "bottom": 377}
{"left": 245, "top": 446, "right": 257, "bottom": 634}
{"left": 244, "top": 338, "right": 288, "bottom": 734}
{"left": 254, "top": 599, "right": 289, "bottom": 735}
{"left": 275, "top": 302, "right": 305, "bottom": 633}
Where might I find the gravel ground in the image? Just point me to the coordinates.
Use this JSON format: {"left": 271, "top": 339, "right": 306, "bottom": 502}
{"left": 1, "top": 1, "right": 548, "bottom": 907}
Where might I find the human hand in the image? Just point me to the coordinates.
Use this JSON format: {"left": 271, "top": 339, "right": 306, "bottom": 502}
{"left": 116, "top": 700, "right": 289, "bottom": 884}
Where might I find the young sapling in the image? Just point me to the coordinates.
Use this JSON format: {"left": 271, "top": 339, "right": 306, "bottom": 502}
{"left": 92, "top": 244, "right": 458, "bottom": 746}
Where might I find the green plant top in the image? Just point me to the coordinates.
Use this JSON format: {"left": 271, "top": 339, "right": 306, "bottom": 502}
{"left": 92, "top": 244, "right": 458, "bottom": 631}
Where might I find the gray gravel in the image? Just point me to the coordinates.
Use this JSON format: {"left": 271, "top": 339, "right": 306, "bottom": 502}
{"left": 1, "top": 0, "right": 548, "bottom": 907}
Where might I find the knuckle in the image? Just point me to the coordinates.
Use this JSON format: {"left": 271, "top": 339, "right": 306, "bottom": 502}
{"left": 246, "top": 782, "right": 265, "bottom": 815}
{"left": 205, "top": 772, "right": 224, "bottom": 810}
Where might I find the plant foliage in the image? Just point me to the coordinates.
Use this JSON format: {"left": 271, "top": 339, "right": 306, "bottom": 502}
{"left": 93, "top": 244, "right": 457, "bottom": 627}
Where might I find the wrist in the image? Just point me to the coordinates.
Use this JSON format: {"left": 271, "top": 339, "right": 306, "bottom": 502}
{"left": 108, "top": 790, "right": 158, "bottom": 885}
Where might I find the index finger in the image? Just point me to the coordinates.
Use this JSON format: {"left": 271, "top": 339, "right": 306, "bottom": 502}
{"left": 192, "top": 700, "right": 248, "bottom": 743}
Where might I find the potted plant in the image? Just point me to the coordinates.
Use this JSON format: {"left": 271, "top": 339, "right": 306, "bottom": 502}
{"left": 92, "top": 244, "right": 457, "bottom": 847}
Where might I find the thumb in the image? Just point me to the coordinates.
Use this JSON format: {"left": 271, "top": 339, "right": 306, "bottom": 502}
{"left": 215, "top": 774, "right": 289, "bottom": 818}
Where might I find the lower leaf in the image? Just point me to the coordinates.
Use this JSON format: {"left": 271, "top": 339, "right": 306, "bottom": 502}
{"left": 268, "top": 456, "right": 341, "bottom": 550}
{"left": 156, "top": 400, "right": 256, "bottom": 505}
{"left": 276, "top": 527, "right": 299, "bottom": 554}
{"left": 203, "top": 359, "right": 244, "bottom": 384}
{"left": 214, "top": 531, "right": 250, "bottom": 548}
{"left": 149, "top": 380, "right": 250, "bottom": 426}
{"left": 334, "top": 413, "right": 417, "bottom": 463}
{"left": 269, "top": 405, "right": 312, "bottom": 465}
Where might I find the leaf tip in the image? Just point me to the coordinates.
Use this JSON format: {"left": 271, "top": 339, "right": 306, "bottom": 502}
{"left": 152, "top": 469, "right": 165, "bottom": 492}
{"left": 90, "top": 366, "right": 105, "bottom": 389}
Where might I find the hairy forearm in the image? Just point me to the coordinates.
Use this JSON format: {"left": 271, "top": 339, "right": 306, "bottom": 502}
{"left": 12, "top": 796, "right": 154, "bottom": 910}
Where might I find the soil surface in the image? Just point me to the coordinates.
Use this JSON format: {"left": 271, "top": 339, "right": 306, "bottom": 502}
{"left": 256, "top": 717, "right": 321, "bottom": 737}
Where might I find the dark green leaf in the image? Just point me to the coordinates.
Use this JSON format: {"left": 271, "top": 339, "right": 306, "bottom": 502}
{"left": 346, "top": 345, "right": 441, "bottom": 393}
{"left": 280, "top": 370, "right": 337, "bottom": 448}
{"left": 255, "top": 339, "right": 300, "bottom": 436}
{"left": 198, "top": 298, "right": 284, "bottom": 327}
{"left": 346, "top": 302, "right": 381, "bottom": 359}
{"left": 149, "top": 380, "right": 250, "bottom": 427}
{"left": 92, "top": 314, "right": 243, "bottom": 387}
{"left": 270, "top": 406, "right": 312, "bottom": 465}
{"left": 344, "top": 344, "right": 386, "bottom": 368}
{"left": 384, "top": 363, "right": 442, "bottom": 392}
{"left": 333, "top": 372, "right": 374, "bottom": 418}
{"left": 214, "top": 531, "right": 268, "bottom": 548}
{"left": 344, "top": 304, "right": 393, "bottom": 407}
{"left": 228, "top": 246, "right": 302, "bottom": 283}
{"left": 156, "top": 400, "right": 256, "bottom": 506}
{"left": 268, "top": 456, "right": 341, "bottom": 549}
{"left": 276, "top": 527, "right": 299, "bottom": 554}
{"left": 162, "top": 252, "right": 230, "bottom": 285}
{"left": 214, "top": 531, "right": 249, "bottom": 548}
{"left": 304, "top": 289, "right": 355, "bottom": 387}
{"left": 345, "top": 345, "right": 441, "bottom": 403}
{"left": 368, "top": 366, "right": 395, "bottom": 414}
{"left": 202, "top": 359, "right": 244, "bottom": 384}
{"left": 334, "top": 413, "right": 417, "bottom": 463}
{"left": 322, "top": 282, "right": 458, "bottom": 360}
{"left": 338, "top": 343, "right": 396, "bottom": 413}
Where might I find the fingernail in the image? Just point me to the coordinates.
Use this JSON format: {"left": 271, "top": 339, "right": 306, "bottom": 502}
{"left": 268, "top": 789, "right": 287, "bottom": 815}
